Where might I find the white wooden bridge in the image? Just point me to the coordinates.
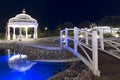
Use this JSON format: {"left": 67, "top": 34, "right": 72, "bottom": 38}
{"left": 60, "top": 27, "right": 120, "bottom": 76}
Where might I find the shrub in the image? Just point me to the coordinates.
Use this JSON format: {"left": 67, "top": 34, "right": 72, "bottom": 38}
{"left": 104, "top": 33, "right": 114, "bottom": 38}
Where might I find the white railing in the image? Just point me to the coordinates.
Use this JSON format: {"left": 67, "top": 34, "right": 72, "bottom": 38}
{"left": 99, "top": 39, "right": 120, "bottom": 59}
{"left": 97, "top": 29, "right": 120, "bottom": 59}
{"left": 60, "top": 27, "right": 100, "bottom": 76}
{"left": 60, "top": 27, "right": 120, "bottom": 76}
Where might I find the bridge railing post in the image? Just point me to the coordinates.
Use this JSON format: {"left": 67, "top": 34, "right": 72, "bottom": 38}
{"left": 92, "top": 30, "right": 100, "bottom": 76}
{"left": 85, "top": 28, "right": 89, "bottom": 45}
{"left": 100, "top": 29, "right": 104, "bottom": 50}
{"left": 60, "top": 30, "right": 63, "bottom": 47}
{"left": 74, "top": 27, "right": 78, "bottom": 52}
{"left": 65, "top": 28, "right": 68, "bottom": 46}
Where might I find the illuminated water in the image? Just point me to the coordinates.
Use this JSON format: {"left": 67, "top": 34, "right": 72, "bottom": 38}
{"left": 0, "top": 50, "right": 69, "bottom": 80}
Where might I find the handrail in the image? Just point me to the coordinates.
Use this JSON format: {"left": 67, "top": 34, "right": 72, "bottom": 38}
{"left": 77, "top": 43, "right": 92, "bottom": 64}
{"left": 78, "top": 41, "right": 92, "bottom": 51}
{"left": 104, "top": 39, "right": 120, "bottom": 46}
{"left": 64, "top": 46, "right": 93, "bottom": 72}
{"left": 67, "top": 37, "right": 92, "bottom": 51}
{"left": 67, "top": 37, "right": 93, "bottom": 64}
{"left": 103, "top": 40, "right": 120, "bottom": 52}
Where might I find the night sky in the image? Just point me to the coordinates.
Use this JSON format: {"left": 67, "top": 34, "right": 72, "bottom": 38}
{"left": 0, "top": 0, "right": 120, "bottom": 32}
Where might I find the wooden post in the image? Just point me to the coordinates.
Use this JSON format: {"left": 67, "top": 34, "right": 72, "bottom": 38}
{"left": 60, "top": 31, "right": 62, "bottom": 47}
{"left": 74, "top": 27, "right": 78, "bottom": 52}
{"left": 85, "top": 28, "right": 89, "bottom": 45}
{"left": 65, "top": 28, "right": 68, "bottom": 46}
{"left": 92, "top": 30, "right": 100, "bottom": 76}
{"left": 100, "top": 29, "right": 104, "bottom": 50}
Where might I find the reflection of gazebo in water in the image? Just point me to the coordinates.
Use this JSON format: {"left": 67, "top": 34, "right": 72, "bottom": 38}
{"left": 7, "top": 9, "right": 38, "bottom": 40}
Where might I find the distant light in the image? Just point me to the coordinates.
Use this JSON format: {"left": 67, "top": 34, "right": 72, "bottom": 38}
{"left": 62, "top": 35, "right": 65, "bottom": 38}
{"left": 79, "top": 35, "right": 83, "bottom": 38}
{"left": 58, "top": 28, "right": 61, "bottom": 30}
{"left": 63, "top": 39, "right": 66, "bottom": 43}
{"left": 115, "top": 34, "right": 119, "bottom": 38}
{"left": 61, "top": 35, "right": 66, "bottom": 44}
{"left": 45, "top": 27, "right": 48, "bottom": 30}
{"left": 97, "top": 35, "right": 100, "bottom": 39}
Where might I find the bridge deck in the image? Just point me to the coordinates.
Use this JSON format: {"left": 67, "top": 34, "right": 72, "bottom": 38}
{"left": 98, "top": 50, "right": 120, "bottom": 75}
{"left": 68, "top": 44, "right": 120, "bottom": 76}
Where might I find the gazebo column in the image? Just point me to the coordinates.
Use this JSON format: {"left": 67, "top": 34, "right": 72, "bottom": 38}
{"left": 25, "top": 27, "right": 28, "bottom": 39}
{"left": 34, "top": 27, "right": 37, "bottom": 39}
{"left": 7, "top": 26, "right": 10, "bottom": 40}
{"left": 19, "top": 27, "right": 22, "bottom": 41}
{"left": 13, "top": 27, "right": 16, "bottom": 40}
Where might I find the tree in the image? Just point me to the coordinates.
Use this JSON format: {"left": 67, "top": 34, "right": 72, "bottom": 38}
{"left": 62, "top": 22, "right": 74, "bottom": 29}
{"left": 98, "top": 16, "right": 120, "bottom": 27}
{"left": 37, "top": 27, "right": 46, "bottom": 38}
{"left": 78, "top": 21, "right": 92, "bottom": 28}
{"left": 5, "top": 24, "right": 8, "bottom": 40}
{"left": 51, "top": 23, "right": 62, "bottom": 36}
{"left": 56, "top": 23, "right": 62, "bottom": 30}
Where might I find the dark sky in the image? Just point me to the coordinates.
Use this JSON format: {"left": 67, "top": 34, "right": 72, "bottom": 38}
{"left": 0, "top": 0, "right": 120, "bottom": 32}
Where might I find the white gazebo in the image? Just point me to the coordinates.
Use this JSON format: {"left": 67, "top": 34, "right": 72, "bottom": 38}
{"left": 7, "top": 9, "right": 38, "bottom": 40}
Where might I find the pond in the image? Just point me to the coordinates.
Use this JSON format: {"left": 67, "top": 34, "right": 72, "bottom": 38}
{"left": 0, "top": 49, "right": 69, "bottom": 80}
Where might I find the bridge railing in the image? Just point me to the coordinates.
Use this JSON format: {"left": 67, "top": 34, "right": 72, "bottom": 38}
{"left": 60, "top": 27, "right": 100, "bottom": 76}
{"left": 78, "top": 28, "right": 120, "bottom": 59}
{"left": 97, "top": 29, "right": 120, "bottom": 59}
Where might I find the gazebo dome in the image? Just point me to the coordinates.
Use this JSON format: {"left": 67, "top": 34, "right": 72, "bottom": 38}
{"left": 8, "top": 9, "right": 38, "bottom": 26}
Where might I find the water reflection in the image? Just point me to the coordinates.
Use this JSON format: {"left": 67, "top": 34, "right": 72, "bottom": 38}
{"left": 0, "top": 49, "right": 69, "bottom": 80}
{"left": 8, "top": 53, "right": 36, "bottom": 72}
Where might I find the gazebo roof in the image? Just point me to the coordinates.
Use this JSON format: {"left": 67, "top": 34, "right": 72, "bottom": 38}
{"left": 8, "top": 9, "right": 38, "bottom": 26}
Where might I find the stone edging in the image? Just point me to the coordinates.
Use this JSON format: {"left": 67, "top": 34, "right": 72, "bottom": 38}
{"left": 33, "top": 58, "right": 80, "bottom": 63}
